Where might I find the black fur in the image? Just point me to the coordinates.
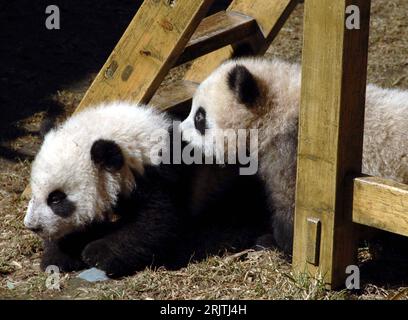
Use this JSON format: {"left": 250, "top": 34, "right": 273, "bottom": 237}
{"left": 47, "top": 190, "right": 76, "bottom": 218}
{"left": 41, "top": 241, "right": 86, "bottom": 272}
{"left": 91, "top": 139, "right": 124, "bottom": 171}
{"left": 40, "top": 221, "right": 112, "bottom": 272}
{"left": 41, "top": 126, "right": 270, "bottom": 277}
{"left": 227, "top": 65, "right": 260, "bottom": 105}
{"left": 80, "top": 163, "right": 192, "bottom": 277}
{"left": 194, "top": 107, "right": 207, "bottom": 135}
{"left": 182, "top": 164, "right": 270, "bottom": 261}
{"left": 42, "top": 162, "right": 270, "bottom": 277}
{"left": 42, "top": 162, "right": 192, "bottom": 277}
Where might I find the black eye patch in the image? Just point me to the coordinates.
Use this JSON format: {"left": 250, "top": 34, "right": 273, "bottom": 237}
{"left": 47, "top": 190, "right": 76, "bottom": 218}
{"left": 194, "top": 107, "right": 207, "bottom": 135}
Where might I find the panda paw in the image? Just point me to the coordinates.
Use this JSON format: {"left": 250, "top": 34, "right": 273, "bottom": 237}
{"left": 40, "top": 252, "right": 86, "bottom": 272}
{"left": 81, "top": 239, "right": 124, "bottom": 277}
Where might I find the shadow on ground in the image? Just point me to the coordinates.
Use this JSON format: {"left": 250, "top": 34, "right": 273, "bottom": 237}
{"left": 360, "top": 233, "right": 408, "bottom": 290}
{"left": 0, "top": 0, "right": 144, "bottom": 162}
{"left": 0, "top": 0, "right": 232, "bottom": 164}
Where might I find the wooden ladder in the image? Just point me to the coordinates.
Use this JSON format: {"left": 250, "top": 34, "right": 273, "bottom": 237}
{"left": 74, "top": 0, "right": 299, "bottom": 114}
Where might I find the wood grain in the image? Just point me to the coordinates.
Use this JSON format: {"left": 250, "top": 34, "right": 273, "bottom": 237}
{"left": 176, "top": 11, "right": 258, "bottom": 66}
{"left": 352, "top": 176, "right": 408, "bottom": 237}
{"left": 292, "top": 0, "right": 371, "bottom": 289}
{"left": 150, "top": 80, "right": 198, "bottom": 112}
{"left": 75, "top": 0, "right": 214, "bottom": 112}
{"left": 184, "top": 0, "right": 298, "bottom": 83}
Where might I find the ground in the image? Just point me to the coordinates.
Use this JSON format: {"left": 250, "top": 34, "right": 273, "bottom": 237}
{"left": 1, "top": 0, "right": 408, "bottom": 300}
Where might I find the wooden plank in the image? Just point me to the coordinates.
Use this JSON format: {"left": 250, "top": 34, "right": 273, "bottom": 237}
{"left": 176, "top": 11, "right": 258, "bottom": 66}
{"left": 230, "top": 0, "right": 299, "bottom": 44}
{"left": 150, "top": 80, "right": 198, "bottom": 111}
{"left": 352, "top": 176, "right": 408, "bottom": 237}
{"left": 184, "top": 47, "right": 233, "bottom": 83}
{"left": 184, "top": 0, "right": 298, "bottom": 83}
{"left": 75, "top": 0, "right": 214, "bottom": 112}
{"left": 292, "top": 0, "right": 371, "bottom": 288}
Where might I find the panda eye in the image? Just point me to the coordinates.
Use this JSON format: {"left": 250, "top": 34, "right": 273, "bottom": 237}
{"left": 194, "top": 107, "right": 207, "bottom": 135}
{"left": 47, "top": 190, "right": 67, "bottom": 205}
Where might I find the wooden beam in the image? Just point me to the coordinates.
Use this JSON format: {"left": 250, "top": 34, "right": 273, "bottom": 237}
{"left": 230, "top": 0, "right": 299, "bottom": 43}
{"left": 150, "top": 80, "right": 198, "bottom": 112}
{"left": 292, "top": 0, "right": 371, "bottom": 288}
{"left": 184, "top": 0, "right": 299, "bottom": 83}
{"left": 352, "top": 176, "right": 408, "bottom": 237}
{"left": 75, "top": 0, "right": 214, "bottom": 112}
{"left": 176, "top": 11, "right": 258, "bottom": 66}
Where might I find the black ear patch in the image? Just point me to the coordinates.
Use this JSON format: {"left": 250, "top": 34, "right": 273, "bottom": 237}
{"left": 91, "top": 139, "right": 124, "bottom": 172}
{"left": 227, "top": 64, "right": 260, "bottom": 105}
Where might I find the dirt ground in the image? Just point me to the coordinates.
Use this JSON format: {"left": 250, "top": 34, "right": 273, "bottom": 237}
{"left": 1, "top": 0, "right": 408, "bottom": 300}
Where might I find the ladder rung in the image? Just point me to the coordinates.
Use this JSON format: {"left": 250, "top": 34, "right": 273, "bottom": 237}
{"left": 176, "top": 11, "right": 258, "bottom": 66}
{"left": 150, "top": 80, "right": 198, "bottom": 112}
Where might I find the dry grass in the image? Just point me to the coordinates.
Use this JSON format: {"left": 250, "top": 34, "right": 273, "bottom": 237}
{"left": 1, "top": 0, "right": 408, "bottom": 300}
{"left": 0, "top": 248, "right": 346, "bottom": 300}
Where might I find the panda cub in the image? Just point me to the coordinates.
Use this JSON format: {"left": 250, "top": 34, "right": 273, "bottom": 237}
{"left": 180, "top": 57, "right": 408, "bottom": 254}
{"left": 24, "top": 102, "right": 191, "bottom": 277}
{"left": 25, "top": 101, "right": 270, "bottom": 277}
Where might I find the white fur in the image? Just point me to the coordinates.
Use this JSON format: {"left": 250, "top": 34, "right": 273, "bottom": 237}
{"left": 181, "top": 57, "right": 408, "bottom": 252}
{"left": 25, "top": 102, "right": 172, "bottom": 240}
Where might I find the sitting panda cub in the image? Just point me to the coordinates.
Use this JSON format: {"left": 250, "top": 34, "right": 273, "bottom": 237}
{"left": 180, "top": 57, "right": 408, "bottom": 254}
{"left": 25, "top": 102, "right": 191, "bottom": 277}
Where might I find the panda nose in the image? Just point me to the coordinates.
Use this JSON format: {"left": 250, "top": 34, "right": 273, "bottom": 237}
{"left": 24, "top": 218, "right": 43, "bottom": 233}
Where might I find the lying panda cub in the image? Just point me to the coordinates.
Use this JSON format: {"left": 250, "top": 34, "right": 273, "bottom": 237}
{"left": 180, "top": 57, "right": 408, "bottom": 254}
{"left": 25, "top": 102, "right": 269, "bottom": 277}
{"left": 24, "top": 102, "right": 194, "bottom": 277}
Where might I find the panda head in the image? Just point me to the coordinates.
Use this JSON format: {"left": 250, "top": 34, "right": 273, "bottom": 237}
{"left": 180, "top": 59, "right": 266, "bottom": 161}
{"left": 24, "top": 103, "right": 170, "bottom": 240}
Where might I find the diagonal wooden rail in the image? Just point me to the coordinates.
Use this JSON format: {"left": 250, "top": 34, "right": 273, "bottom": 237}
{"left": 175, "top": 11, "right": 259, "bottom": 67}
{"left": 75, "top": 0, "right": 215, "bottom": 112}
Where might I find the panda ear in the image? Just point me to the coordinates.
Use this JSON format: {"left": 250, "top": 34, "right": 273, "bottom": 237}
{"left": 91, "top": 139, "right": 124, "bottom": 172}
{"left": 227, "top": 64, "right": 260, "bottom": 105}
